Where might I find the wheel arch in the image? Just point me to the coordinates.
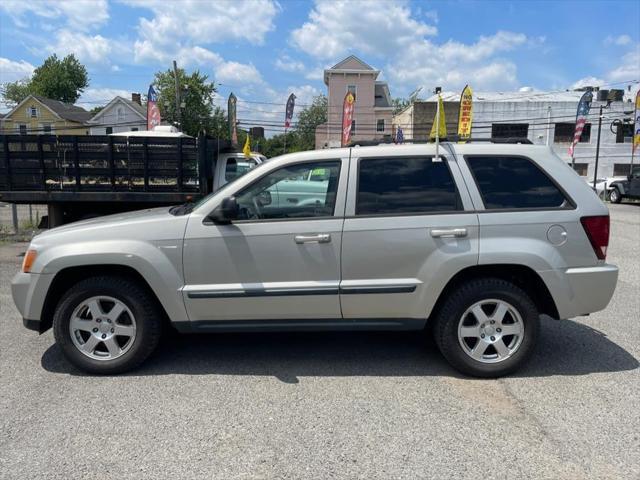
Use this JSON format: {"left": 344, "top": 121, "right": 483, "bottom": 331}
{"left": 39, "top": 265, "right": 171, "bottom": 333}
{"left": 429, "top": 264, "right": 559, "bottom": 322}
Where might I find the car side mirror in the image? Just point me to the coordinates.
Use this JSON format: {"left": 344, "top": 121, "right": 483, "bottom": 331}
{"left": 209, "top": 196, "right": 239, "bottom": 224}
{"left": 628, "top": 174, "right": 633, "bottom": 181}
{"left": 257, "top": 190, "right": 272, "bottom": 206}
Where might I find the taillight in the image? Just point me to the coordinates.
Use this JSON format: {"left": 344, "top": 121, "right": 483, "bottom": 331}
{"left": 580, "top": 216, "right": 609, "bottom": 260}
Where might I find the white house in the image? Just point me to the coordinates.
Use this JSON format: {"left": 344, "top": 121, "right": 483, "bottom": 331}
{"left": 88, "top": 94, "right": 147, "bottom": 135}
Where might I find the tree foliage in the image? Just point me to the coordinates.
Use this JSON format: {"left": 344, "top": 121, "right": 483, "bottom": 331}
{"left": 153, "top": 68, "right": 216, "bottom": 136}
{"left": 2, "top": 54, "right": 89, "bottom": 105}
{"left": 295, "top": 94, "right": 327, "bottom": 150}
{"left": 392, "top": 97, "right": 410, "bottom": 115}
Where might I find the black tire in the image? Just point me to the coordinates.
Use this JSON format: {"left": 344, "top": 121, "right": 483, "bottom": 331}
{"left": 53, "top": 276, "right": 162, "bottom": 374}
{"left": 433, "top": 278, "right": 539, "bottom": 378}
{"left": 609, "top": 187, "right": 622, "bottom": 204}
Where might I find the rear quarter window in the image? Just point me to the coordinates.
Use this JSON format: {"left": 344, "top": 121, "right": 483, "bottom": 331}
{"left": 465, "top": 155, "right": 568, "bottom": 209}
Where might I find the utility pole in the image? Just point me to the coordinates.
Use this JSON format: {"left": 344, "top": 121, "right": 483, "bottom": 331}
{"left": 546, "top": 106, "right": 552, "bottom": 146}
{"left": 173, "top": 60, "right": 181, "bottom": 131}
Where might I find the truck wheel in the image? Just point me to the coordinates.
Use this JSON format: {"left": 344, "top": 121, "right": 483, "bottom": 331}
{"left": 53, "top": 276, "right": 162, "bottom": 374}
{"left": 433, "top": 278, "right": 539, "bottom": 378}
{"left": 609, "top": 188, "right": 622, "bottom": 204}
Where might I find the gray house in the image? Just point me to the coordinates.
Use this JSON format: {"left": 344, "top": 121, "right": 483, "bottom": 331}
{"left": 88, "top": 94, "right": 147, "bottom": 135}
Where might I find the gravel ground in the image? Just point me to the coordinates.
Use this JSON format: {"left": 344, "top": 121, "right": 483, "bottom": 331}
{"left": 0, "top": 204, "right": 638, "bottom": 479}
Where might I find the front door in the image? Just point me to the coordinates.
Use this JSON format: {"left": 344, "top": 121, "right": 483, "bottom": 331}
{"left": 182, "top": 158, "right": 348, "bottom": 323}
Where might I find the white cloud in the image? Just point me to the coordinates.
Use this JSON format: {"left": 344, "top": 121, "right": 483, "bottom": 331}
{"left": 387, "top": 31, "right": 528, "bottom": 93}
{"left": 0, "top": 0, "right": 109, "bottom": 31}
{"left": 77, "top": 88, "right": 133, "bottom": 108}
{"left": 47, "top": 30, "right": 114, "bottom": 65}
{"left": 275, "top": 56, "right": 306, "bottom": 73}
{"left": 571, "top": 44, "right": 639, "bottom": 95}
{"left": 571, "top": 76, "right": 606, "bottom": 90}
{"left": 291, "top": 0, "right": 437, "bottom": 59}
{"left": 0, "top": 57, "right": 35, "bottom": 83}
{"left": 604, "top": 34, "right": 632, "bottom": 46}
{"left": 123, "top": 0, "right": 278, "bottom": 45}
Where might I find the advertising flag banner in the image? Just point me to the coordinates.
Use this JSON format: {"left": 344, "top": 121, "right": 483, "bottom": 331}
{"left": 457, "top": 85, "right": 473, "bottom": 142}
{"left": 284, "top": 93, "right": 296, "bottom": 129}
{"left": 633, "top": 90, "right": 640, "bottom": 153}
{"left": 243, "top": 134, "right": 251, "bottom": 158}
{"left": 569, "top": 91, "right": 593, "bottom": 157}
{"left": 429, "top": 95, "right": 447, "bottom": 140}
{"left": 146, "top": 85, "right": 161, "bottom": 131}
{"left": 341, "top": 91, "right": 356, "bottom": 147}
{"left": 228, "top": 93, "right": 238, "bottom": 146}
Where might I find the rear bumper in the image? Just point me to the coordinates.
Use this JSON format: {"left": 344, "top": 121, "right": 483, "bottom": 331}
{"left": 540, "top": 264, "right": 618, "bottom": 319}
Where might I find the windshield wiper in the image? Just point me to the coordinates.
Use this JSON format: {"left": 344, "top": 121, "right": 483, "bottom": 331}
{"left": 169, "top": 201, "right": 194, "bottom": 216}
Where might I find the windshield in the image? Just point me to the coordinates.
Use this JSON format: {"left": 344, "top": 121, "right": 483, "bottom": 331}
{"left": 188, "top": 159, "right": 271, "bottom": 211}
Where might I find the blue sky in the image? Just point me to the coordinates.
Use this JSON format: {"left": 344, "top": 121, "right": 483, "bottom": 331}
{"left": 1, "top": 0, "right": 638, "bottom": 123}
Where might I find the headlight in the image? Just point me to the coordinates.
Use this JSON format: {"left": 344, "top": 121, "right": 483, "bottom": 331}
{"left": 22, "top": 249, "right": 37, "bottom": 273}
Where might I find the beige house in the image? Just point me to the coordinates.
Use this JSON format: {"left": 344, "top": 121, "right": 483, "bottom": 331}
{"left": 315, "top": 55, "right": 393, "bottom": 148}
{"left": 1, "top": 95, "right": 92, "bottom": 135}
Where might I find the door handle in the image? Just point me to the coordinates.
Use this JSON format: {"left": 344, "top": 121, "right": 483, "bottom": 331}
{"left": 430, "top": 228, "right": 468, "bottom": 238}
{"left": 294, "top": 234, "right": 331, "bottom": 244}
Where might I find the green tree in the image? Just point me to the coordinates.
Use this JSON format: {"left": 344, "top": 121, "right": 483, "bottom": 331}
{"left": 153, "top": 68, "right": 216, "bottom": 136}
{"left": 294, "top": 94, "right": 327, "bottom": 151}
{"left": 392, "top": 97, "right": 410, "bottom": 114}
{"left": 2, "top": 54, "right": 89, "bottom": 105}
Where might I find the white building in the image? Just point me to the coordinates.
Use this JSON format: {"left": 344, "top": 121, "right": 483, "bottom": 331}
{"left": 394, "top": 88, "right": 637, "bottom": 179}
{"left": 88, "top": 94, "right": 147, "bottom": 135}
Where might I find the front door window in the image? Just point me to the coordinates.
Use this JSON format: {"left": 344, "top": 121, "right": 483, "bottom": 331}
{"left": 235, "top": 161, "right": 341, "bottom": 220}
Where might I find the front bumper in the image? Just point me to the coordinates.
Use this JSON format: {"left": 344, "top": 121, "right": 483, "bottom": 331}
{"left": 540, "top": 264, "right": 619, "bottom": 319}
{"left": 11, "top": 272, "right": 54, "bottom": 332}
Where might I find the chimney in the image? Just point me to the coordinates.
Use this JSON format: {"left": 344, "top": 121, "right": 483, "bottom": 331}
{"left": 131, "top": 93, "right": 141, "bottom": 105}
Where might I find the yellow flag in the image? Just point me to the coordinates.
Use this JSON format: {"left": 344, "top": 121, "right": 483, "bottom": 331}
{"left": 429, "top": 95, "right": 447, "bottom": 140}
{"left": 243, "top": 134, "right": 251, "bottom": 158}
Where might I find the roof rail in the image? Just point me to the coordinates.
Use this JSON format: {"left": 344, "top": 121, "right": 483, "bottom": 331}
{"left": 348, "top": 136, "right": 533, "bottom": 147}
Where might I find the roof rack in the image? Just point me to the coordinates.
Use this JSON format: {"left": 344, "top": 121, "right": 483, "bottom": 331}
{"left": 348, "top": 137, "right": 533, "bottom": 147}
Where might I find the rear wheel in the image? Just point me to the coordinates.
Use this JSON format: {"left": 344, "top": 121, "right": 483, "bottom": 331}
{"left": 609, "top": 187, "right": 622, "bottom": 203}
{"left": 53, "top": 276, "right": 162, "bottom": 374}
{"left": 433, "top": 278, "right": 539, "bottom": 377}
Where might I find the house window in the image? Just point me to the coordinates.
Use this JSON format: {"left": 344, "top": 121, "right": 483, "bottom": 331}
{"left": 616, "top": 123, "right": 634, "bottom": 143}
{"left": 106, "top": 126, "right": 113, "bottom": 134}
{"left": 491, "top": 123, "right": 529, "bottom": 139}
{"left": 347, "top": 85, "right": 357, "bottom": 96}
{"left": 40, "top": 123, "right": 53, "bottom": 134}
{"left": 117, "top": 107, "right": 125, "bottom": 121}
{"left": 613, "top": 163, "right": 632, "bottom": 176}
{"left": 18, "top": 124, "right": 28, "bottom": 135}
{"left": 376, "top": 119, "right": 385, "bottom": 132}
{"left": 568, "top": 162, "right": 589, "bottom": 176}
{"left": 351, "top": 120, "right": 356, "bottom": 134}
{"left": 28, "top": 106, "right": 38, "bottom": 118}
{"left": 554, "top": 123, "right": 591, "bottom": 143}
{"left": 131, "top": 127, "right": 139, "bottom": 131}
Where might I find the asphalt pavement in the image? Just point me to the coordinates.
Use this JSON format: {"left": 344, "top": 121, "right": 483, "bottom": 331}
{"left": 1, "top": 203, "right": 638, "bottom": 479}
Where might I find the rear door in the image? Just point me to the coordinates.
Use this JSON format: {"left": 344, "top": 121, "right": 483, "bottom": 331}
{"left": 340, "top": 146, "right": 479, "bottom": 322}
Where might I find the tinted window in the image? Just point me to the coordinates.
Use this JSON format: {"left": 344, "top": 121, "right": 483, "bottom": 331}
{"left": 236, "top": 161, "right": 341, "bottom": 220}
{"left": 492, "top": 124, "right": 529, "bottom": 139}
{"left": 466, "top": 156, "right": 567, "bottom": 209}
{"left": 356, "top": 157, "right": 461, "bottom": 215}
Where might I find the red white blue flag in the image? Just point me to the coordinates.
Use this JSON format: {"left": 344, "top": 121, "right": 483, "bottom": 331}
{"left": 284, "top": 93, "right": 296, "bottom": 129}
{"left": 569, "top": 91, "right": 592, "bottom": 157}
{"left": 147, "top": 85, "right": 161, "bottom": 131}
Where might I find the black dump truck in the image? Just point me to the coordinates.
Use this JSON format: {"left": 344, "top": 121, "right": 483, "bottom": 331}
{"left": 0, "top": 134, "right": 266, "bottom": 227}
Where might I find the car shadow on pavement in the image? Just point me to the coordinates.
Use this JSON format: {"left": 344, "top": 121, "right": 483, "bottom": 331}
{"left": 41, "top": 317, "right": 638, "bottom": 381}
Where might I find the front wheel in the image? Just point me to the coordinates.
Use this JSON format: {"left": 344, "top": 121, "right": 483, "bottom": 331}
{"left": 433, "top": 278, "right": 539, "bottom": 377}
{"left": 53, "top": 276, "right": 162, "bottom": 374}
{"left": 609, "top": 187, "right": 622, "bottom": 204}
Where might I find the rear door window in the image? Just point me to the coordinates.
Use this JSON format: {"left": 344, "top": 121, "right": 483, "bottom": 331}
{"left": 465, "top": 156, "right": 568, "bottom": 209}
{"left": 356, "top": 157, "right": 462, "bottom": 215}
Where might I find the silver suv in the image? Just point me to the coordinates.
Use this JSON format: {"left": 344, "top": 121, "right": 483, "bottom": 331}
{"left": 12, "top": 143, "right": 618, "bottom": 377}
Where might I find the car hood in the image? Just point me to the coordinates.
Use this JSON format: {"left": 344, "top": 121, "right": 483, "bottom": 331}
{"left": 32, "top": 206, "right": 188, "bottom": 245}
